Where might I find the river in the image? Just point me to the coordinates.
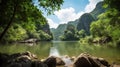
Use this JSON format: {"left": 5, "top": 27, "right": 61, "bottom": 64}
{"left": 0, "top": 41, "right": 120, "bottom": 64}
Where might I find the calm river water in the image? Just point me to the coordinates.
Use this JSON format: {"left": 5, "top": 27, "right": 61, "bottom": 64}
{"left": 0, "top": 41, "right": 120, "bottom": 64}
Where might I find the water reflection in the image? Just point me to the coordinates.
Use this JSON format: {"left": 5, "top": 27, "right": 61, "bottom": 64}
{"left": 49, "top": 47, "right": 60, "bottom": 57}
{"left": 51, "top": 41, "right": 120, "bottom": 64}
{"left": 0, "top": 41, "right": 120, "bottom": 64}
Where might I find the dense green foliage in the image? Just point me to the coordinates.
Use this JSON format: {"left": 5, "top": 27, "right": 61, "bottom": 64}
{"left": 51, "top": 24, "right": 67, "bottom": 40}
{"left": 104, "top": 0, "right": 120, "bottom": 11}
{"left": 60, "top": 24, "right": 79, "bottom": 41}
{"left": 90, "top": 0, "right": 120, "bottom": 45}
{"left": 0, "top": 0, "right": 64, "bottom": 43}
{"left": 1, "top": 24, "right": 28, "bottom": 42}
{"left": 38, "top": 30, "right": 53, "bottom": 41}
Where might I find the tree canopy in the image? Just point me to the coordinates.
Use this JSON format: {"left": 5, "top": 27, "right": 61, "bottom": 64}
{"left": 90, "top": 0, "right": 120, "bottom": 45}
{"left": 0, "top": 0, "right": 64, "bottom": 43}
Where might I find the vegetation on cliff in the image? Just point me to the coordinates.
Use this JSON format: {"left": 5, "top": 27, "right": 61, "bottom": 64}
{"left": 51, "top": 1, "right": 106, "bottom": 41}
{"left": 90, "top": 0, "right": 120, "bottom": 46}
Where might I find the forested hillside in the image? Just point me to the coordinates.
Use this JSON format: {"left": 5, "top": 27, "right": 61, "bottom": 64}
{"left": 0, "top": 3, "right": 52, "bottom": 42}
{"left": 51, "top": 1, "right": 106, "bottom": 41}
{"left": 90, "top": 0, "right": 120, "bottom": 45}
{"left": 77, "top": 13, "right": 95, "bottom": 35}
{"left": 77, "top": 1, "right": 106, "bottom": 35}
{"left": 51, "top": 24, "right": 67, "bottom": 40}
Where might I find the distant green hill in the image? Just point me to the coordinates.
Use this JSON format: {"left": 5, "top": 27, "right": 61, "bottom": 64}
{"left": 51, "top": 1, "right": 106, "bottom": 40}
{"left": 50, "top": 24, "right": 67, "bottom": 40}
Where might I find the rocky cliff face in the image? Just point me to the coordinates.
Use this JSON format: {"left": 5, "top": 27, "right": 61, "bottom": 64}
{"left": 77, "top": 1, "right": 106, "bottom": 35}
{"left": 42, "top": 23, "right": 52, "bottom": 35}
{"left": 90, "top": 1, "right": 106, "bottom": 19}
{"left": 51, "top": 1, "right": 106, "bottom": 40}
{"left": 77, "top": 13, "right": 95, "bottom": 35}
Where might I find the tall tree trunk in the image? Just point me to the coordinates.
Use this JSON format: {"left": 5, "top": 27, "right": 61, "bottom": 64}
{"left": 0, "top": 3, "right": 17, "bottom": 42}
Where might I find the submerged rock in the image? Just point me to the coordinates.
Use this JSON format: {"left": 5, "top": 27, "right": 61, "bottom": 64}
{"left": 55, "top": 57, "right": 65, "bottom": 66}
{"left": 20, "top": 38, "right": 37, "bottom": 43}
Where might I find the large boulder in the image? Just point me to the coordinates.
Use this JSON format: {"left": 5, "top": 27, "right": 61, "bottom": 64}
{"left": 73, "top": 56, "right": 92, "bottom": 67}
{"left": 73, "top": 53, "right": 110, "bottom": 67}
{"left": 10, "top": 51, "right": 37, "bottom": 60}
{"left": 7, "top": 52, "right": 33, "bottom": 67}
{"left": 0, "top": 51, "right": 48, "bottom": 67}
{"left": 43, "top": 56, "right": 56, "bottom": 67}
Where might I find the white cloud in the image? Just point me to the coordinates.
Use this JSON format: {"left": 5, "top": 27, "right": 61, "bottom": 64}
{"left": 85, "top": 0, "right": 103, "bottom": 13}
{"left": 54, "top": 7, "right": 84, "bottom": 24}
{"left": 47, "top": 18, "right": 59, "bottom": 28}
{"left": 47, "top": 0, "right": 103, "bottom": 28}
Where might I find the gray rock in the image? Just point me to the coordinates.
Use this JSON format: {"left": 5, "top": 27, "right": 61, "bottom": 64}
{"left": 43, "top": 56, "right": 56, "bottom": 67}
{"left": 73, "top": 53, "right": 110, "bottom": 67}
{"left": 73, "top": 56, "right": 92, "bottom": 67}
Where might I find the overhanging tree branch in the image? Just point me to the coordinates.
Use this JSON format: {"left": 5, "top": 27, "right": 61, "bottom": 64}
{"left": 0, "top": 2, "right": 17, "bottom": 42}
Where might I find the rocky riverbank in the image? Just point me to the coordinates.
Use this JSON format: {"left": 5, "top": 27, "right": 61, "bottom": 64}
{"left": 0, "top": 51, "right": 119, "bottom": 67}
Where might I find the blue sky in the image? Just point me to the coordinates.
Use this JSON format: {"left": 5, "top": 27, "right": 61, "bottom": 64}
{"left": 42, "top": 0, "right": 103, "bottom": 28}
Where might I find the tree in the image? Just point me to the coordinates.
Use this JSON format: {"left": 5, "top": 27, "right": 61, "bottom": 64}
{"left": 2, "top": 24, "right": 28, "bottom": 42}
{"left": 78, "top": 29, "right": 86, "bottom": 38}
{"left": 0, "top": 0, "right": 64, "bottom": 42}
{"left": 38, "top": 30, "right": 52, "bottom": 41}
{"left": 60, "top": 24, "right": 79, "bottom": 41}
